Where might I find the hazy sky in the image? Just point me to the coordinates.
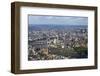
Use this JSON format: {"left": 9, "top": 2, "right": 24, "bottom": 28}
{"left": 28, "top": 15, "right": 88, "bottom": 26}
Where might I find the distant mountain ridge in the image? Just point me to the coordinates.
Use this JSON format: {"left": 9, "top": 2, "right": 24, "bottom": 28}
{"left": 28, "top": 24, "right": 87, "bottom": 31}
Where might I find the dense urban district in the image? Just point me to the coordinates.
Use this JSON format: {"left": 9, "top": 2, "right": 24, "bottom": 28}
{"left": 28, "top": 24, "right": 88, "bottom": 61}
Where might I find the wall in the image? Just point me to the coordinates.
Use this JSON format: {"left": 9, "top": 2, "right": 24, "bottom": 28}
{"left": 0, "top": 0, "right": 100, "bottom": 76}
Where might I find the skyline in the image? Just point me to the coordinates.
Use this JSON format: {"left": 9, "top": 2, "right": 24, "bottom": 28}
{"left": 28, "top": 15, "right": 88, "bottom": 26}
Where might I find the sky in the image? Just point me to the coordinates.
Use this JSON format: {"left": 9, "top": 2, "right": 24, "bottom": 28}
{"left": 28, "top": 15, "right": 88, "bottom": 26}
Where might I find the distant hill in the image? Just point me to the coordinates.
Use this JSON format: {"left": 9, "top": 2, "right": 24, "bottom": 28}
{"left": 28, "top": 24, "right": 87, "bottom": 32}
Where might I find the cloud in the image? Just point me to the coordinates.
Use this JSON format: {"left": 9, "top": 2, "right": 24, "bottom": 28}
{"left": 29, "top": 15, "right": 88, "bottom": 26}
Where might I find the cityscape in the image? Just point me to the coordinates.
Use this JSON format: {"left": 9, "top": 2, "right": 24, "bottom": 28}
{"left": 28, "top": 15, "right": 88, "bottom": 61}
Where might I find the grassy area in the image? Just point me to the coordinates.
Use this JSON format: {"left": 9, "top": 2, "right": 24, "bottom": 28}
{"left": 49, "top": 46, "right": 88, "bottom": 59}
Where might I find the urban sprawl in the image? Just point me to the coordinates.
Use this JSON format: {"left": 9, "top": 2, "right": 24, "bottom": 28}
{"left": 28, "top": 25, "right": 88, "bottom": 61}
